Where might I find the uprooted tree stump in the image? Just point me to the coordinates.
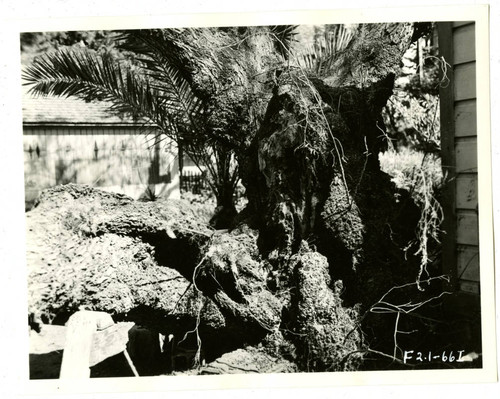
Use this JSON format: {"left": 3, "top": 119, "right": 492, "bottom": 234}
{"left": 26, "top": 23, "right": 425, "bottom": 374}
{"left": 27, "top": 184, "right": 362, "bottom": 372}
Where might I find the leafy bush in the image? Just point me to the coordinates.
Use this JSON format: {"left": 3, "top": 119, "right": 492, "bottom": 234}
{"left": 379, "top": 147, "right": 443, "bottom": 194}
{"left": 380, "top": 147, "right": 444, "bottom": 288}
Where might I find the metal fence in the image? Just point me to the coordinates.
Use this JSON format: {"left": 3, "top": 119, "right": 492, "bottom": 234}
{"left": 180, "top": 169, "right": 209, "bottom": 194}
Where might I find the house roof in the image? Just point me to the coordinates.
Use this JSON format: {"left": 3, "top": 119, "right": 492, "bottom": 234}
{"left": 22, "top": 87, "right": 146, "bottom": 126}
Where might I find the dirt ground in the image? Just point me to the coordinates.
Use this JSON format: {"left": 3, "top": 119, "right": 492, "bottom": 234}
{"left": 29, "top": 322, "right": 297, "bottom": 378}
{"left": 29, "top": 325, "right": 66, "bottom": 379}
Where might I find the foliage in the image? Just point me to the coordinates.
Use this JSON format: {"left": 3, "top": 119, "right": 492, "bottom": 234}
{"left": 296, "top": 24, "right": 354, "bottom": 75}
{"left": 379, "top": 147, "right": 443, "bottom": 192}
{"left": 22, "top": 27, "right": 289, "bottom": 218}
{"left": 23, "top": 48, "right": 167, "bottom": 122}
{"left": 20, "top": 31, "right": 120, "bottom": 64}
{"left": 383, "top": 90, "right": 440, "bottom": 153}
{"left": 25, "top": 23, "right": 447, "bottom": 373}
{"left": 382, "top": 33, "right": 444, "bottom": 153}
{"left": 380, "top": 28, "right": 446, "bottom": 289}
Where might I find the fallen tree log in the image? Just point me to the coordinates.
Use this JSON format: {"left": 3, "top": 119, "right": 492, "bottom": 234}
{"left": 26, "top": 185, "right": 285, "bottom": 362}
{"left": 27, "top": 184, "right": 363, "bottom": 371}
{"left": 26, "top": 184, "right": 226, "bottom": 361}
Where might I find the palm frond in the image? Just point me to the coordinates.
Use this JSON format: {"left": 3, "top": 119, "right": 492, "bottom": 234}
{"left": 115, "top": 29, "right": 197, "bottom": 88}
{"left": 297, "top": 25, "right": 354, "bottom": 76}
{"left": 22, "top": 48, "right": 178, "bottom": 132}
{"left": 269, "top": 25, "right": 299, "bottom": 59}
{"left": 114, "top": 30, "right": 205, "bottom": 132}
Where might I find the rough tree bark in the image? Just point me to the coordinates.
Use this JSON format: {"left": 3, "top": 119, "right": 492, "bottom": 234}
{"left": 238, "top": 23, "right": 418, "bottom": 304}
{"left": 27, "top": 184, "right": 280, "bottom": 361}
{"left": 27, "top": 24, "right": 419, "bottom": 373}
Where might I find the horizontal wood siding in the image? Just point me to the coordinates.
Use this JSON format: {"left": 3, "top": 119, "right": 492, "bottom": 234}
{"left": 456, "top": 211, "right": 479, "bottom": 246}
{"left": 455, "top": 174, "right": 478, "bottom": 209}
{"left": 453, "top": 24, "right": 476, "bottom": 64}
{"left": 452, "top": 22, "right": 479, "bottom": 294}
{"left": 454, "top": 63, "right": 476, "bottom": 101}
{"left": 24, "top": 125, "right": 180, "bottom": 208}
{"left": 438, "top": 22, "right": 479, "bottom": 296}
{"left": 454, "top": 100, "right": 477, "bottom": 137}
{"left": 455, "top": 138, "right": 477, "bottom": 173}
{"left": 456, "top": 245, "right": 479, "bottom": 281}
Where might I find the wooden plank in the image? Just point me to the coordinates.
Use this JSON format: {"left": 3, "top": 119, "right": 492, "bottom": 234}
{"left": 437, "top": 22, "right": 457, "bottom": 291}
{"left": 456, "top": 211, "right": 479, "bottom": 246}
{"left": 454, "top": 63, "right": 476, "bottom": 101}
{"left": 60, "top": 311, "right": 121, "bottom": 378}
{"left": 59, "top": 311, "right": 98, "bottom": 379}
{"left": 456, "top": 174, "right": 478, "bottom": 209}
{"left": 456, "top": 245, "right": 480, "bottom": 281}
{"left": 454, "top": 99, "right": 477, "bottom": 137}
{"left": 453, "top": 24, "right": 476, "bottom": 65}
{"left": 458, "top": 280, "right": 480, "bottom": 295}
{"left": 453, "top": 21, "right": 474, "bottom": 28}
{"left": 73, "top": 128, "right": 80, "bottom": 161}
{"left": 89, "top": 322, "right": 134, "bottom": 367}
{"left": 455, "top": 138, "right": 477, "bottom": 173}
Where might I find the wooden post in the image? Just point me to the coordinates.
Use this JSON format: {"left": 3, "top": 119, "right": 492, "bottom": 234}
{"left": 59, "top": 310, "right": 116, "bottom": 379}
{"left": 59, "top": 311, "right": 99, "bottom": 379}
{"left": 437, "top": 22, "right": 457, "bottom": 292}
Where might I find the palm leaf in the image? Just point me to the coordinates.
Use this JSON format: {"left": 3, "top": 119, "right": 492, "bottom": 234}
{"left": 114, "top": 29, "right": 205, "bottom": 133}
{"left": 298, "top": 25, "right": 354, "bottom": 76}
{"left": 115, "top": 29, "right": 198, "bottom": 91}
{"left": 22, "top": 47, "right": 179, "bottom": 134}
{"left": 269, "top": 25, "right": 299, "bottom": 59}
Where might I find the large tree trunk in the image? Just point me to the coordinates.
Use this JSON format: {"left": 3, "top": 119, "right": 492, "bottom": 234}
{"left": 209, "top": 146, "right": 238, "bottom": 229}
{"left": 238, "top": 23, "right": 418, "bottom": 304}
{"left": 28, "top": 24, "right": 420, "bottom": 374}
{"left": 27, "top": 184, "right": 282, "bottom": 362}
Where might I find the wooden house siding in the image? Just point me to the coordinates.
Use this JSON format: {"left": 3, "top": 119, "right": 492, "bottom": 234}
{"left": 437, "top": 21, "right": 479, "bottom": 297}
{"left": 22, "top": 90, "right": 180, "bottom": 208}
{"left": 23, "top": 125, "right": 180, "bottom": 209}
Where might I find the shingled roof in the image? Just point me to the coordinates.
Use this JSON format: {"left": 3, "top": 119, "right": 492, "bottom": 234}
{"left": 22, "top": 88, "right": 145, "bottom": 126}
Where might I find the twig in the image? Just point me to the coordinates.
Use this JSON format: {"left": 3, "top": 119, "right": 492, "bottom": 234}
{"left": 169, "top": 282, "right": 193, "bottom": 314}
{"left": 393, "top": 312, "right": 402, "bottom": 359}
{"left": 136, "top": 276, "right": 185, "bottom": 286}
{"left": 123, "top": 349, "right": 140, "bottom": 377}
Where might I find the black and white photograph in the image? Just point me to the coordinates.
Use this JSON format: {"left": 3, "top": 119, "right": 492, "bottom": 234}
{"left": 0, "top": 1, "right": 497, "bottom": 397}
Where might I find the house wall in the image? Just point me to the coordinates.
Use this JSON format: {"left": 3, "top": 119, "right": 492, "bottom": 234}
{"left": 23, "top": 125, "right": 180, "bottom": 209}
{"left": 438, "top": 22, "right": 479, "bottom": 297}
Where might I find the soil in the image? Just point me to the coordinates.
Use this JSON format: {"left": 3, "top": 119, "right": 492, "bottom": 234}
{"left": 29, "top": 325, "right": 66, "bottom": 379}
